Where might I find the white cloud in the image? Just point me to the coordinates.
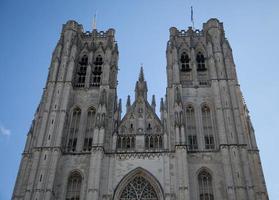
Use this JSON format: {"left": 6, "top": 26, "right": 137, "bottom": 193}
{"left": 0, "top": 124, "right": 11, "bottom": 136}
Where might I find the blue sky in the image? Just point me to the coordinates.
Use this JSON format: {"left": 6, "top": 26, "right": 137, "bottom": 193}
{"left": 0, "top": 0, "right": 278, "bottom": 199}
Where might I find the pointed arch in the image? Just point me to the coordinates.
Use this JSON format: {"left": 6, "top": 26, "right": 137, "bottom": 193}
{"left": 66, "top": 107, "right": 81, "bottom": 152}
{"left": 90, "top": 54, "right": 103, "bottom": 87}
{"left": 66, "top": 171, "right": 82, "bottom": 200}
{"left": 201, "top": 104, "right": 215, "bottom": 150}
{"left": 83, "top": 106, "right": 96, "bottom": 151}
{"left": 113, "top": 167, "right": 164, "bottom": 200}
{"left": 74, "top": 52, "right": 89, "bottom": 88}
{"left": 197, "top": 168, "right": 214, "bottom": 200}
{"left": 185, "top": 104, "right": 198, "bottom": 150}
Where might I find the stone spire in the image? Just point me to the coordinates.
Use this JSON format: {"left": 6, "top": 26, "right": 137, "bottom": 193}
{"left": 160, "top": 98, "right": 164, "bottom": 112}
{"left": 151, "top": 95, "right": 156, "bottom": 112}
{"left": 135, "top": 66, "right": 148, "bottom": 100}
{"left": 126, "top": 95, "right": 131, "bottom": 112}
{"left": 118, "top": 98, "right": 122, "bottom": 114}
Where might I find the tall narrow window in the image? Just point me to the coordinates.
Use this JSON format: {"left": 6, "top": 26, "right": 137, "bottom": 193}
{"left": 196, "top": 52, "right": 206, "bottom": 71}
{"left": 90, "top": 55, "right": 103, "bottom": 87}
{"left": 83, "top": 107, "right": 95, "bottom": 151}
{"left": 66, "top": 108, "right": 81, "bottom": 152}
{"left": 198, "top": 171, "right": 214, "bottom": 200}
{"left": 75, "top": 55, "right": 88, "bottom": 87}
{"left": 145, "top": 135, "right": 163, "bottom": 150}
{"left": 202, "top": 105, "right": 215, "bottom": 150}
{"left": 180, "top": 52, "right": 191, "bottom": 72}
{"left": 186, "top": 106, "right": 198, "bottom": 150}
{"left": 66, "top": 172, "right": 82, "bottom": 200}
{"left": 117, "top": 135, "right": 135, "bottom": 150}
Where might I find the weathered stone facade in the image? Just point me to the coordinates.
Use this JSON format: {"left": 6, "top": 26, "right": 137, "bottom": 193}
{"left": 13, "top": 18, "right": 268, "bottom": 200}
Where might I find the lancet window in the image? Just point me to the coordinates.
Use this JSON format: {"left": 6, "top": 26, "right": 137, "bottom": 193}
{"left": 66, "top": 172, "right": 82, "bottom": 200}
{"left": 196, "top": 52, "right": 206, "bottom": 71}
{"left": 198, "top": 171, "right": 214, "bottom": 200}
{"left": 185, "top": 105, "right": 198, "bottom": 150}
{"left": 201, "top": 105, "right": 215, "bottom": 150}
{"left": 75, "top": 55, "right": 88, "bottom": 88}
{"left": 83, "top": 107, "right": 95, "bottom": 151}
{"left": 119, "top": 176, "right": 159, "bottom": 200}
{"left": 90, "top": 55, "right": 103, "bottom": 87}
{"left": 66, "top": 108, "right": 81, "bottom": 152}
{"left": 145, "top": 135, "right": 163, "bottom": 149}
{"left": 117, "top": 135, "right": 136, "bottom": 150}
{"left": 180, "top": 52, "right": 191, "bottom": 72}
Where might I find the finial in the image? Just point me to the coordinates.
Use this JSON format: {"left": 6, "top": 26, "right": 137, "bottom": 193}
{"left": 118, "top": 98, "right": 122, "bottom": 113}
{"left": 126, "top": 95, "right": 131, "bottom": 106}
{"left": 160, "top": 98, "right": 164, "bottom": 112}
{"left": 126, "top": 95, "right": 131, "bottom": 112}
{"left": 139, "top": 64, "right": 144, "bottom": 82}
{"left": 151, "top": 95, "right": 156, "bottom": 112}
{"left": 92, "top": 12, "right": 97, "bottom": 30}
{"left": 191, "top": 6, "right": 195, "bottom": 30}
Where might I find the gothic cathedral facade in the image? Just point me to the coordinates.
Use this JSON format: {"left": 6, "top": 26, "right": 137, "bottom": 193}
{"left": 13, "top": 19, "right": 268, "bottom": 200}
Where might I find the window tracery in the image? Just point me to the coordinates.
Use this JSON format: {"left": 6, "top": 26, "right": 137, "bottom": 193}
{"left": 201, "top": 105, "right": 215, "bottom": 150}
{"left": 117, "top": 135, "right": 136, "bottom": 150}
{"left": 196, "top": 52, "right": 206, "bottom": 71}
{"left": 66, "top": 172, "right": 82, "bottom": 200}
{"left": 66, "top": 108, "right": 81, "bottom": 152}
{"left": 75, "top": 55, "right": 88, "bottom": 88}
{"left": 180, "top": 52, "right": 191, "bottom": 72}
{"left": 185, "top": 105, "right": 198, "bottom": 150}
{"left": 83, "top": 107, "right": 95, "bottom": 151}
{"left": 145, "top": 135, "right": 163, "bottom": 149}
{"left": 90, "top": 55, "right": 103, "bottom": 87}
{"left": 119, "top": 176, "right": 159, "bottom": 200}
{"left": 198, "top": 171, "right": 214, "bottom": 200}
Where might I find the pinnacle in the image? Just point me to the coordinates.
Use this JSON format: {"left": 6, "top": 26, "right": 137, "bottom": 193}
{"left": 139, "top": 65, "right": 144, "bottom": 82}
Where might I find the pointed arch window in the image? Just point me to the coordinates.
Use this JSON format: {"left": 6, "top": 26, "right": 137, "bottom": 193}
{"left": 202, "top": 105, "right": 215, "bottom": 150}
{"left": 83, "top": 107, "right": 95, "bottom": 151}
{"left": 75, "top": 55, "right": 88, "bottom": 88}
{"left": 90, "top": 55, "right": 103, "bottom": 87}
{"left": 185, "top": 105, "right": 198, "bottom": 150}
{"left": 117, "top": 135, "right": 135, "bottom": 150}
{"left": 198, "top": 171, "right": 214, "bottom": 200}
{"left": 196, "top": 52, "right": 206, "bottom": 71}
{"left": 145, "top": 135, "right": 163, "bottom": 149}
{"left": 119, "top": 176, "right": 159, "bottom": 200}
{"left": 66, "top": 172, "right": 82, "bottom": 200}
{"left": 66, "top": 108, "right": 81, "bottom": 152}
{"left": 180, "top": 52, "right": 191, "bottom": 72}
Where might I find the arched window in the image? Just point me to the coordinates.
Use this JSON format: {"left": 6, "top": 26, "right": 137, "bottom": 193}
{"left": 66, "top": 108, "right": 81, "bottom": 152}
{"left": 186, "top": 105, "right": 198, "bottom": 150}
{"left": 117, "top": 135, "right": 136, "bottom": 150}
{"left": 90, "top": 55, "right": 103, "bottom": 87}
{"left": 66, "top": 172, "right": 82, "bottom": 200}
{"left": 145, "top": 135, "right": 163, "bottom": 150}
{"left": 83, "top": 107, "right": 95, "bottom": 151}
{"left": 119, "top": 176, "right": 159, "bottom": 200}
{"left": 198, "top": 171, "right": 214, "bottom": 200}
{"left": 196, "top": 52, "right": 206, "bottom": 71}
{"left": 202, "top": 105, "right": 215, "bottom": 150}
{"left": 75, "top": 55, "right": 88, "bottom": 88}
{"left": 180, "top": 52, "right": 191, "bottom": 72}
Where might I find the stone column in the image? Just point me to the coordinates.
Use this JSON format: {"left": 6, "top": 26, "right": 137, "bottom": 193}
{"left": 175, "top": 146, "right": 190, "bottom": 200}
{"left": 86, "top": 147, "right": 104, "bottom": 200}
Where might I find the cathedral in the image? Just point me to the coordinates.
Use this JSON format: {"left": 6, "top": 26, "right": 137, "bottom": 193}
{"left": 13, "top": 18, "right": 269, "bottom": 200}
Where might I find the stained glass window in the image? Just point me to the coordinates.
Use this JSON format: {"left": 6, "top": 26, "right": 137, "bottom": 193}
{"left": 119, "top": 176, "right": 158, "bottom": 200}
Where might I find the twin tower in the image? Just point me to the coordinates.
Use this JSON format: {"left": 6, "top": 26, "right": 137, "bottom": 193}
{"left": 13, "top": 19, "right": 268, "bottom": 200}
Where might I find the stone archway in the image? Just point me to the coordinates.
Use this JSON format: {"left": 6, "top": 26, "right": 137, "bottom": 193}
{"left": 113, "top": 167, "right": 164, "bottom": 200}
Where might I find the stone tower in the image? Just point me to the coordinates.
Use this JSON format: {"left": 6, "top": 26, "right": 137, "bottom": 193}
{"left": 13, "top": 19, "right": 268, "bottom": 200}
